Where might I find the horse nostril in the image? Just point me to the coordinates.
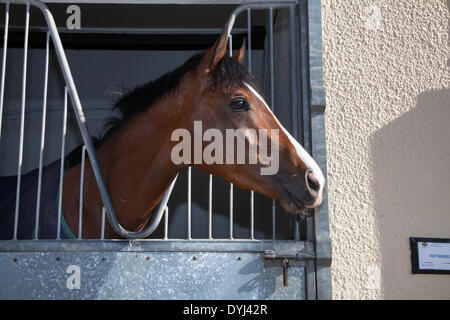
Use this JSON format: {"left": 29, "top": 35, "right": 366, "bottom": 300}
{"left": 306, "top": 171, "right": 321, "bottom": 192}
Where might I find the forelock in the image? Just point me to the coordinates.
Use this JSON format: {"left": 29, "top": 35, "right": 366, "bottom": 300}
{"left": 211, "top": 56, "right": 257, "bottom": 94}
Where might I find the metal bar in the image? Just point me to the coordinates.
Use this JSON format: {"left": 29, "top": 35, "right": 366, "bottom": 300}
{"left": 247, "top": 8, "right": 252, "bottom": 71}
{"left": 187, "top": 166, "right": 191, "bottom": 240}
{"left": 0, "top": 239, "right": 308, "bottom": 254}
{"left": 0, "top": 2, "right": 9, "bottom": 142}
{"left": 312, "top": 111, "right": 332, "bottom": 299}
{"left": 300, "top": 4, "right": 311, "bottom": 154}
{"left": 229, "top": 183, "right": 233, "bottom": 239}
{"left": 290, "top": 3, "right": 302, "bottom": 241}
{"left": 272, "top": 201, "right": 276, "bottom": 239}
{"left": 5, "top": 26, "right": 252, "bottom": 35}
{"left": 13, "top": 3, "right": 30, "bottom": 240}
{"left": 269, "top": 8, "right": 275, "bottom": 109}
{"left": 164, "top": 206, "right": 168, "bottom": 240}
{"left": 269, "top": 7, "right": 276, "bottom": 240}
{"left": 208, "top": 174, "right": 212, "bottom": 240}
{"left": 299, "top": 0, "right": 317, "bottom": 300}
{"left": 247, "top": 7, "right": 255, "bottom": 241}
{"left": 34, "top": 31, "right": 50, "bottom": 240}
{"left": 305, "top": 219, "right": 316, "bottom": 299}
{"left": 250, "top": 190, "right": 254, "bottom": 240}
{"left": 228, "top": 32, "right": 234, "bottom": 240}
{"left": 101, "top": 207, "right": 106, "bottom": 240}
{"left": 289, "top": 4, "right": 299, "bottom": 141}
{"left": 78, "top": 145, "right": 86, "bottom": 239}
{"left": 56, "top": 86, "right": 68, "bottom": 240}
{"left": 308, "top": 0, "right": 331, "bottom": 299}
{"left": 294, "top": 218, "right": 301, "bottom": 241}
{"left": 264, "top": 250, "right": 315, "bottom": 260}
{"left": 8, "top": 0, "right": 297, "bottom": 5}
{"left": 227, "top": 1, "right": 297, "bottom": 25}
{"left": 227, "top": 17, "right": 234, "bottom": 240}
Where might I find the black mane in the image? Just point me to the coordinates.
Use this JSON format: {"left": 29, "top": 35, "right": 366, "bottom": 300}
{"left": 65, "top": 51, "right": 258, "bottom": 168}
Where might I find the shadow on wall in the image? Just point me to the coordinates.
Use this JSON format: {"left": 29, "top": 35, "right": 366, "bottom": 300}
{"left": 371, "top": 88, "right": 450, "bottom": 299}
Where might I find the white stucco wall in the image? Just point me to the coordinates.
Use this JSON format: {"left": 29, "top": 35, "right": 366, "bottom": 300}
{"left": 322, "top": 0, "right": 450, "bottom": 299}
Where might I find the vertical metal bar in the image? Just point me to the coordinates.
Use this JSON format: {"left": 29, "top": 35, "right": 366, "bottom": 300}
{"left": 305, "top": 215, "right": 316, "bottom": 299}
{"left": 269, "top": 7, "right": 275, "bottom": 110}
{"left": 295, "top": 219, "right": 301, "bottom": 241}
{"left": 289, "top": 3, "right": 302, "bottom": 241}
{"left": 269, "top": 7, "right": 276, "bottom": 240}
{"left": 299, "top": 0, "right": 317, "bottom": 300}
{"left": 247, "top": 8, "right": 252, "bottom": 71}
{"left": 229, "top": 183, "right": 233, "bottom": 239}
{"left": 228, "top": 30, "right": 234, "bottom": 240}
{"left": 208, "top": 174, "right": 212, "bottom": 240}
{"left": 78, "top": 145, "right": 86, "bottom": 240}
{"left": 272, "top": 201, "right": 276, "bottom": 239}
{"left": 13, "top": 3, "right": 30, "bottom": 240}
{"left": 247, "top": 7, "right": 255, "bottom": 241}
{"left": 250, "top": 190, "right": 254, "bottom": 240}
{"left": 187, "top": 166, "right": 191, "bottom": 240}
{"left": 34, "top": 31, "right": 50, "bottom": 240}
{"left": 164, "top": 206, "right": 169, "bottom": 240}
{"left": 289, "top": 4, "right": 299, "bottom": 142}
{"left": 300, "top": 4, "right": 312, "bottom": 154}
{"left": 0, "top": 2, "right": 9, "bottom": 142}
{"left": 100, "top": 206, "right": 106, "bottom": 240}
{"left": 57, "top": 86, "right": 68, "bottom": 240}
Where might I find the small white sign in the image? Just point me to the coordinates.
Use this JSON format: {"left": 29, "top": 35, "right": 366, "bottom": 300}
{"left": 418, "top": 241, "right": 450, "bottom": 271}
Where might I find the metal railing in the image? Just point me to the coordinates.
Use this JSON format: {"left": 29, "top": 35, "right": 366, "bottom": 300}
{"left": 0, "top": 0, "right": 176, "bottom": 239}
{"left": 225, "top": 2, "right": 300, "bottom": 241}
{"left": 0, "top": 0, "right": 302, "bottom": 241}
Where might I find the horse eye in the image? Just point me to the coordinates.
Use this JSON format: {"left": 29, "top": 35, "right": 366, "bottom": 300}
{"left": 230, "top": 98, "right": 250, "bottom": 111}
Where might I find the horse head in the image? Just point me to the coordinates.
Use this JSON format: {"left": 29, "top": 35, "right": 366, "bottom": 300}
{"left": 171, "top": 25, "right": 325, "bottom": 214}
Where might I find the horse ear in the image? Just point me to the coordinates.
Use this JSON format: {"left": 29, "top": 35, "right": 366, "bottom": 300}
{"left": 199, "top": 23, "right": 230, "bottom": 73}
{"left": 233, "top": 38, "right": 246, "bottom": 64}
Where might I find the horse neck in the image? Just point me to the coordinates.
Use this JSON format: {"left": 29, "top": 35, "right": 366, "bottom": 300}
{"left": 94, "top": 95, "right": 184, "bottom": 232}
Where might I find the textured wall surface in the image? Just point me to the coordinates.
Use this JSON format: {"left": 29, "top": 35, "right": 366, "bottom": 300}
{"left": 321, "top": 0, "right": 449, "bottom": 299}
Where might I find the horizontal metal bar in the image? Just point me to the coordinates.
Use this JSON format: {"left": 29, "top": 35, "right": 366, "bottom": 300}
{"left": 7, "top": 26, "right": 251, "bottom": 35}
{"left": 0, "top": 239, "right": 308, "bottom": 253}
{"left": 264, "top": 250, "right": 315, "bottom": 260}
{"left": 39, "top": 0, "right": 297, "bottom": 4}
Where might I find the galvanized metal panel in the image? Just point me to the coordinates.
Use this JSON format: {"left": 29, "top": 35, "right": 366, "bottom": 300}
{"left": 0, "top": 239, "right": 308, "bottom": 252}
{"left": 0, "top": 251, "right": 305, "bottom": 299}
{"left": 310, "top": 0, "right": 332, "bottom": 297}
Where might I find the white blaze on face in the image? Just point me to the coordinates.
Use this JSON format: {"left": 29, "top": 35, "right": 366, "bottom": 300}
{"left": 244, "top": 82, "right": 325, "bottom": 207}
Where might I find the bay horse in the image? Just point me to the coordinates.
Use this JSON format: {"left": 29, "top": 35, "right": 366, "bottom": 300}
{"left": 0, "top": 25, "right": 324, "bottom": 239}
